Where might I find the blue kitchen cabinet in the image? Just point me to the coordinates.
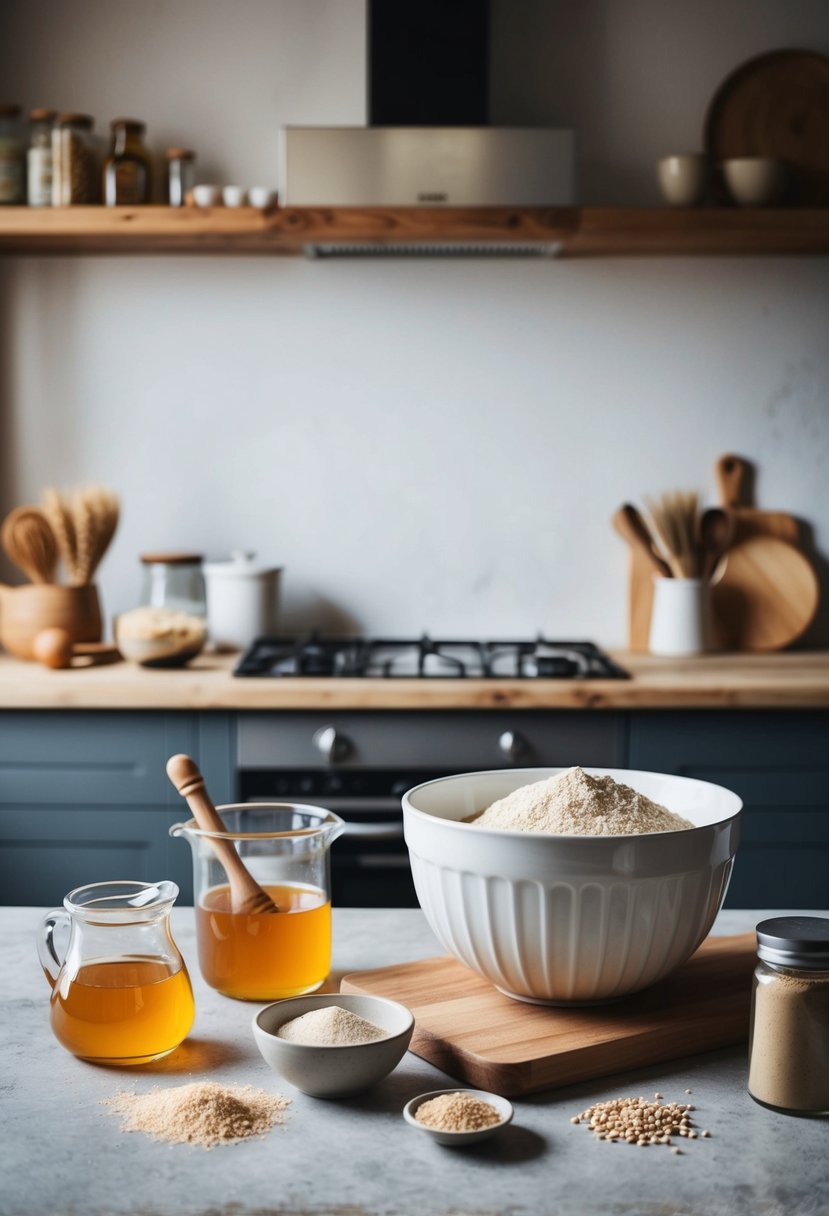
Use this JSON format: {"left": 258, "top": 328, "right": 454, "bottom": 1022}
{"left": 627, "top": 711, "right": 829, "bottom": 908}
{"left": 0, "top": 711, "right": 236, "bottom": 906}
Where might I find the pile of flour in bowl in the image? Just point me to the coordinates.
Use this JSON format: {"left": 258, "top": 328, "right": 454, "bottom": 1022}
{"left": 469, "top": 767, "right": 693, "bottom": 836}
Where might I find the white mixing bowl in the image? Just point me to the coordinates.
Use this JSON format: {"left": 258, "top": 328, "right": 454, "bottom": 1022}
{"left": 402, "top": 768, "right": 741, "bottom": 1004}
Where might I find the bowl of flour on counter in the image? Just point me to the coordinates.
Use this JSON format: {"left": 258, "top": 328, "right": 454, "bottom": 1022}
{"left": 402, "top": 767, "right": 741, "bottom": 1004}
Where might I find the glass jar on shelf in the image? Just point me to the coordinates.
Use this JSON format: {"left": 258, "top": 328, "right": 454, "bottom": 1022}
{"left": 0, "top": 104, "right": 25, "bottom": 204}
{"left": 52, "top": 113, "right": 101, "bottom": 205}
{"left": 165, "top": 147, "right": 195, "bottom": 207}
{"left": 104, "top": 118, "right": 151, "bottom": 205}
{"left": 27, "top": 108, "right": 56, "bottom": 207}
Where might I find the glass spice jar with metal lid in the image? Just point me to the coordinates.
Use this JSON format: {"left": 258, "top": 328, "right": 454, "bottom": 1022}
{"left": 165, "top": 147, "right": 195, "bottom": 207}
{"left": 747, "top": 916, "right": 829, "bottom": 1115}
{"left": 103, "top": 118, "right": 151, "bottom": 205}
{"left": 0, "top": 104, "right": 25, "bottom": 204}
{"left": 52, "top": 113, "right": 101, "bottom": 205}
{"left": 27, "top": 108, "right": 56, "bottom": 207}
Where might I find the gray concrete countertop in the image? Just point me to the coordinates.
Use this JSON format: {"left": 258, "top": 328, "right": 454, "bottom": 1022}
{"left": 2, "top": 907, "right": 827, "bottom": 1216}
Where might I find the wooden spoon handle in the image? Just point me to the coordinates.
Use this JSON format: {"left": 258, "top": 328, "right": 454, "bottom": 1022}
{"left": 612, "top": 505, "right": 672, "bottom": 578}
{"left": 166, "top": 754, "right": 276, "bottom": 912}
{"left": 716, "top": 454, "right": 753, "bottom": 510}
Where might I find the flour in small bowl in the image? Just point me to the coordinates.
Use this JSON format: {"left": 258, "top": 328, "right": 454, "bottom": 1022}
{"left": 469, "top": 767, "right": 693, "bottom": 836}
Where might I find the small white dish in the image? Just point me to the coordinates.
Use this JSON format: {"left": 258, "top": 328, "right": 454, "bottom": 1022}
{"left": 253, "top": 993, "right": 414, "bottom": 1098}
{"left": 403, "top": 1088, "right": 514, "bottom": 1146}
{"left": 222, "top": 185, "right": 248, "bottom": 208}
{"left": 722, "top": 157, "right": 787, "bottom": 206}
{"left": 193, "top": 184, "right": 222, "bottom": 208}
{"left": 248, "top": 186, "right": 279, "bottom": 209}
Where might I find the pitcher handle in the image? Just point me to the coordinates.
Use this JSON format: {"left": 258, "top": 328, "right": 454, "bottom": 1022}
{"left": 37, "top": 909, "right": 70, "bottom": 990}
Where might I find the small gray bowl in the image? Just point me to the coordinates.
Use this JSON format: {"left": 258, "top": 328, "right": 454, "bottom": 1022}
{"left": 252, "top": 993, "right": 414, "bottom": 1098}
{"left": 403, "top": 1088, "right": 514, "bottom": 1146}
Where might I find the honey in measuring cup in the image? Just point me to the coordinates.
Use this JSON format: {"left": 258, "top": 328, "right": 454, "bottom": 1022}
{"left": 197, "top": 883, "right": 331, "bottom": 1000}
{"left": 172, "top": 803, "right": 345, "bottom": 1001}
{"left": 37, "top": 881, "right": 194, "bottom": 1065}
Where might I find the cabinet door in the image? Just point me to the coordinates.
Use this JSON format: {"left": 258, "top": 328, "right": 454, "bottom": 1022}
{"left": 628, "top": 711, "right": 829, "bottom": 909}
{"left": 0, "top": 711, "right": 237, "bottom": 906}
{"left": 0, "top": 806, "right": 193, "bottom": 906}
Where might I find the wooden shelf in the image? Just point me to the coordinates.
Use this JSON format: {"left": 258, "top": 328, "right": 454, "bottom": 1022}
{"left": 0, "top": 206, "right": 827, "bottom": 257}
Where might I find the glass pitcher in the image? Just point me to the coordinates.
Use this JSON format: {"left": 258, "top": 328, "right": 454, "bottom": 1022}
{"left": 170, "top": 804, "right": 345, "bottom": 1001}
{"left": 37, "top": 880, "right": 194, "bottom": 1065}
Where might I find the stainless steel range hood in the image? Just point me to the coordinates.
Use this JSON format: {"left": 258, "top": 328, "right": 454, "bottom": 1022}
{"left": 282, "top": 2, "right": 574, "bottom": 257}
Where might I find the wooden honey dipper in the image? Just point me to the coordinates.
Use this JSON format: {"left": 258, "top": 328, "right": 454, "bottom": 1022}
{"left": 166, "top": 754, "right": 279, "bottom": 915}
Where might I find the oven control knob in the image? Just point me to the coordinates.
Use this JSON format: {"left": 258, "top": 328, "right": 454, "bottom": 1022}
{"left": 498, "top": 730, "right": 527, "bottom": 762}
{"left": 312, "top": 725, "right": 351, "bottom": 763}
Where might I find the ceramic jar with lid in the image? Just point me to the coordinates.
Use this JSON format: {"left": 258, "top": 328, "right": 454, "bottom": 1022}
{"left": 202, "top": 552, "right": 281, "bottom": 651}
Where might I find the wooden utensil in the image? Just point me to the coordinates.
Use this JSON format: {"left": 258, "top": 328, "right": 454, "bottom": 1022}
{"left": 711, "top": 533, "right": 819, "bottom": 651}
{"left": 711, "top": 453, "right": 819, "bottom": 650}
{"left": 715, "top": 454, "right": 800, "bottom": 543}
{"left": 699, "top": 507, "right": 734, "bottom": 580}
{"left": 1, "top": 507, "right": 58, "bottom": 583}
{"left": 645, "top": 490, "right": 700, "bottom": 578}
{"left": 612, "top": 504, "right": 672, "bottom": 578}
{"left": 342, "top": 934, "right": 756, "bottom": 1098}
{"left": 166, "top": 754, "right": 279, "bottom": 915}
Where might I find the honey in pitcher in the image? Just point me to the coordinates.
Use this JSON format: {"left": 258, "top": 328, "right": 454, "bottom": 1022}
{"left": 196, "top": 883, "right": 331, "bottom": 1000}
{"left": 50, "top": 956, "right": 195, "bottom": 1064}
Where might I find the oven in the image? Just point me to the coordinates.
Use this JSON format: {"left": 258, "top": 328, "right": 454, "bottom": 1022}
{"left": 236, "top": 707, "right": 626, "bottom": 907}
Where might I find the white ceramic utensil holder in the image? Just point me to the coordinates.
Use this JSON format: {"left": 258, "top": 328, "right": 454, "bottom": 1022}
{"left": 649, "top": 577, "right": 710, "bottom": 656}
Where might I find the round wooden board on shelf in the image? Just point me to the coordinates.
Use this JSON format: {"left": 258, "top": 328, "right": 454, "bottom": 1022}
{"left": 704, "top": 49, "right": 829, "bottom": 204}
{"left": 711, "top": 533, "right": 820, "bottom": 652}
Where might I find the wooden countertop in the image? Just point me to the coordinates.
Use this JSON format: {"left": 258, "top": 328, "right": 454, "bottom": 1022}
{"left": 0, "top": 650, "right": 827, "bottom": 709}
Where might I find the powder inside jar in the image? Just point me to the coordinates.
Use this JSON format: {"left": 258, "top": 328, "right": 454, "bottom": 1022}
{"left": 101, "top": 1082, "right": 290, "bottom": 1149}
{"left": 414, "top": 1092, "right": 502, "bottom": 1133}
{"left": 276, "top": 1005, "right": 389, "bottom": 1046}
{"left": 469, "top": 766, "right": 693, "bottom": 836}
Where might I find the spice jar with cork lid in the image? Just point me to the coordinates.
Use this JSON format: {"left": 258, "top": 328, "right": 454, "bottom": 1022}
{"left": 0, "top": 104, "right": 25, "bottom": 203}
{"left": 747, "top": 916, "right": 829, "bottom": 1115}
{"left": 27, "top": 108, "right": 56, "bottom": 206}
{"left": 104, "top": 118, "right": 151, "bottom": 205}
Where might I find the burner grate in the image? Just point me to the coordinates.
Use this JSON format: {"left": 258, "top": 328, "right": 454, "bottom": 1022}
{"left": 234, "top": 635, "right": 629, "bottom": 680}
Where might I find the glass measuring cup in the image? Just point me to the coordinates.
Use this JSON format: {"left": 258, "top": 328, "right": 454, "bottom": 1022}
{"left": 170, "top": 804, "right": 345, "bottom": 1001}
{"left": 36, "top": 880, "right": 194, "bottom": 1065}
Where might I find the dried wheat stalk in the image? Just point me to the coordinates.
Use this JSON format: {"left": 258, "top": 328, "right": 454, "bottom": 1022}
{"left": 41, "top": 484, "right": 120, "bottom": 585}
{"left": 644, "top": 490, "right": 701, "bottom": 579}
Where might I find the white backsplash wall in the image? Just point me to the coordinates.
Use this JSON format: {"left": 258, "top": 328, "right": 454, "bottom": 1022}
{"left": 2, "top": 0, "right": 829, "bottom": 645}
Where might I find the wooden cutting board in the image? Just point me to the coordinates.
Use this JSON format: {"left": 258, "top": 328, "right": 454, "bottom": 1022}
{"left": 342, "top": 933, "right": 756, "bottom": 1098}
{"left": 711, "top": 454, "right": 819, "bottom": 650}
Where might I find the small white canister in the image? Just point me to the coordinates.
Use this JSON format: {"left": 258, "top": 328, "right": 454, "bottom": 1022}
{"left": 648, "top": 577, "right": 710, "bottom": 657}
{"left": 202, "top": 552, "right": 281, "bottom": 651}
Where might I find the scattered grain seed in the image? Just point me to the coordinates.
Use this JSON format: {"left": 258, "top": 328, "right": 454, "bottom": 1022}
{"left": 685, "top": 1089, "right": 692, "bottom": 1094}
{"left": 702, "top": 1130, "right": 711, "bottom": 1138}
{"left": 672, "top": 1147, "right": 682, "bottom": 1155}
{"left": 654, "top": 1092, "right": 662, "bottom": 1099}
{"left": 570, "top": 1117, "right": 580, "bottom": 1124}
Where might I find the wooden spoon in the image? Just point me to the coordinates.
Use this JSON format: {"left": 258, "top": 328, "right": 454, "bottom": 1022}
{"left": 612, "top": 504, "right": 672, "bottom": 578}
{"left": 1, "top": 507, "right": 58, "bottom": 583}
{"left": 699, "top": 508, "right": 734, "bottom": 581}
{"left": 166, "top": 754, "right": 279, "bottom": 915}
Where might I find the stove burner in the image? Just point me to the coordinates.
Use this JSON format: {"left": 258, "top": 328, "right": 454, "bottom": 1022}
{"left": 235, "top": 635, "right": 629, "bottom": 680}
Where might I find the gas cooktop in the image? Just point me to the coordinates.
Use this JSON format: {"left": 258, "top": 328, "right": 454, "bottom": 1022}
{"left": 234, "top": 635, "right": 629, "bottom": 679}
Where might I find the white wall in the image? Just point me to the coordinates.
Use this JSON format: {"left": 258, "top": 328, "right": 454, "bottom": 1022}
{"left": 2, "top": 0, "right": 828, "bottom": 645}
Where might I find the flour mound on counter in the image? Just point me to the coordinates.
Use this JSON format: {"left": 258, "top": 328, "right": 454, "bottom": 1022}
{"left": 469, "top": 767, "right": 693, "bottom": 836}
{"left": 102, "top": 1082, "right": 291, "bottom": 1149}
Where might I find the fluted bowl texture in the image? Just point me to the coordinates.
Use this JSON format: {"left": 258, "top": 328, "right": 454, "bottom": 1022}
{"left": 402, "top": 768, "right": 741, "bottom": 1004}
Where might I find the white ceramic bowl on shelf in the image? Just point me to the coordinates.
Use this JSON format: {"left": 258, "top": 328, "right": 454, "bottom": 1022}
{"left": 402, "top": 768, "right": 741, "bottom": 1005}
